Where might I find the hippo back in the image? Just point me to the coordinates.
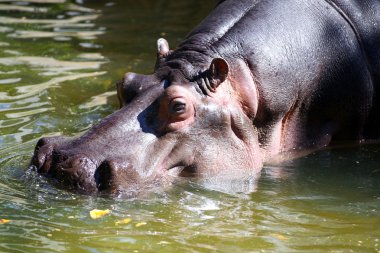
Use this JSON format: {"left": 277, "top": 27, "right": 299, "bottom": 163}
{"left": 328, "top": 0, "right": 380, "bottom": 138}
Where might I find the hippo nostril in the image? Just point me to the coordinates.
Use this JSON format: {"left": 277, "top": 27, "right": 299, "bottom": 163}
{"left": 95, "top": 161, "right": 113, "bottom": 191}
{"left": 49, "top": 150, "right": 68, "bottom": 172}
{"left": 95, "top": 159, "right": 137, "bottom": 192}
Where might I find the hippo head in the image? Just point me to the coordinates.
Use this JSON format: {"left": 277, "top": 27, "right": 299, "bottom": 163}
{"left": 31, "top": 39, "right": 263, "bottom": 196}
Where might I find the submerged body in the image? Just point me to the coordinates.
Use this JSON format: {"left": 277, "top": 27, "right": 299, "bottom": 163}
{"left": 31, "top": 0, "right": 380, "bottom": 195}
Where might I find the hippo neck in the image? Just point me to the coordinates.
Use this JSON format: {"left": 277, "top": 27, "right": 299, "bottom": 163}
{"left": 183, "top": 0, "right": 256, "bottom": 50}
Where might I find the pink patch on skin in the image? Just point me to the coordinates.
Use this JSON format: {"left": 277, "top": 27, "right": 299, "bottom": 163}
{"left": 207, "top": 59, "right": 259, "bottom": 120}
{"left": 159, "top": 85, "right": 197, "bottom": 132}
{"left": 230, "top": 59, "right": 259, "bottom": 119}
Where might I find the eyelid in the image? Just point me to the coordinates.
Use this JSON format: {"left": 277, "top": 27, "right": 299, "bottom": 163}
{"left": 169, "top": 96, "right": 186, "bottom": 103}
{"left": 169, "top": 98, "right": 186, "bottom": 114}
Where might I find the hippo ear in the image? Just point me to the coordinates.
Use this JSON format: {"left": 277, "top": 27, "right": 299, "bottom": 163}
{"left": 155, "top": 38, "right": 172, "bottom": 69}
{"left": 157, "top": 38, "right": 170, "bottom": 58}
{"left": 208, "top": 58, "right": 229, "bottom": 90}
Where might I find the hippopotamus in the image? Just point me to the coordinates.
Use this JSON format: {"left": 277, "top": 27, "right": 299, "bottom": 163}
{"left": 30, "top": 0, "right": 380, "bottom": 196}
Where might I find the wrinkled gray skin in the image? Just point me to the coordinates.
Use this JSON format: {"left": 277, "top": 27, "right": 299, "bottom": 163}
{"left": 31, "top": 0, "right": 380, "bottom": 196}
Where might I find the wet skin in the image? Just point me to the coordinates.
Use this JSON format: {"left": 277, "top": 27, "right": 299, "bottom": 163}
{"left": 31, "top": 0, "right": 380, "bottom": 196}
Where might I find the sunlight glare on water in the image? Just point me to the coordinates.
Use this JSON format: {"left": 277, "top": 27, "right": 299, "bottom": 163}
{"left": 0, "top": 1, "right": 379, "bottom": 252}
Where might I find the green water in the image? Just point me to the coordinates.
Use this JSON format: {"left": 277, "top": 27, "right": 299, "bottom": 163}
{"left": 0, "top": 1, "right": 379, "bottom": 252}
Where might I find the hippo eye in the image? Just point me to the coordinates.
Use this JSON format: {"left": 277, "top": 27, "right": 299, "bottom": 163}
{"left": 169, "top": 99, "right": 186, "bottom": 114}
{"left": 159, "top": 88, "right": 195, "bottom": 132}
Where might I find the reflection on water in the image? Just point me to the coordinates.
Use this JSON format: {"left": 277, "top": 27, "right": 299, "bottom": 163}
{"left": 0, "top": 0, "right": 110, "bottom": 154}
{"left": 0, "top": 1, "right": 379, "bottom": 252}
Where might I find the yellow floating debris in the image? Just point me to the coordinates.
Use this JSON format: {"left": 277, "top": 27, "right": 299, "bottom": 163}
{"left": 271, "top": 233, "right": 288, "bottom": 241}
{"left": 135, "top": 222, "right": 147, "bottom": 228}
{"left": 89, "top": 209, "right": 111, "bottom": 219}
{"left": 0, "top": 219, "right": 10, "bottom": 224}
{"left": 115, "top": 218, "right": 132, "bottom": 226}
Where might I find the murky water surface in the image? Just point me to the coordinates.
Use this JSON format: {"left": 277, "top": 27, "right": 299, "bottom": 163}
{"left": 0, "top": 1, "right": 379, "bottom": 252}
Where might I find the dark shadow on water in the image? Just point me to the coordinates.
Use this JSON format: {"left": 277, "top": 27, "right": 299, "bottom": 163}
{"left": 259, "top": 143, "right": 380, "bottom": 201}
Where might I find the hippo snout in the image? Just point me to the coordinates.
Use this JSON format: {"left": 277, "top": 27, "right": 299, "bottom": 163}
{"left": 31, "top": 136, "right": 146, "bottom": 194}
{"left": 31, "top": 137, "right": 99, "bottom": 192}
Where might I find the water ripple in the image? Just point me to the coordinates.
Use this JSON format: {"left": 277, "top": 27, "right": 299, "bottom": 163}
{"left": 0, "top": 71, "right": 106, "bottom": 101}
{"left": 0, "top": 4, "right": 48, "bottom": 13}
{"left": 0, "top": 14, "right": 99, "bottom": 25}
{"left": 0, "top": 56, "right": 106, "bottom": 72}
{"left": 0, "top": 0, "right": 65, "bottom": 3}
{"left": 0, "top": 77, "right": 21, "bottom": 84}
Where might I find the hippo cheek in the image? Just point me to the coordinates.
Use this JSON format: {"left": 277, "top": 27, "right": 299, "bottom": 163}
{"left": 150, "top": 139, "right": 197, "bottom": 178}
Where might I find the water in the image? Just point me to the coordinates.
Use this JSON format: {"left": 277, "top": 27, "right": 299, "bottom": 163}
{"left": 0, "top": 1, "right": 379, "bottom": 252}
